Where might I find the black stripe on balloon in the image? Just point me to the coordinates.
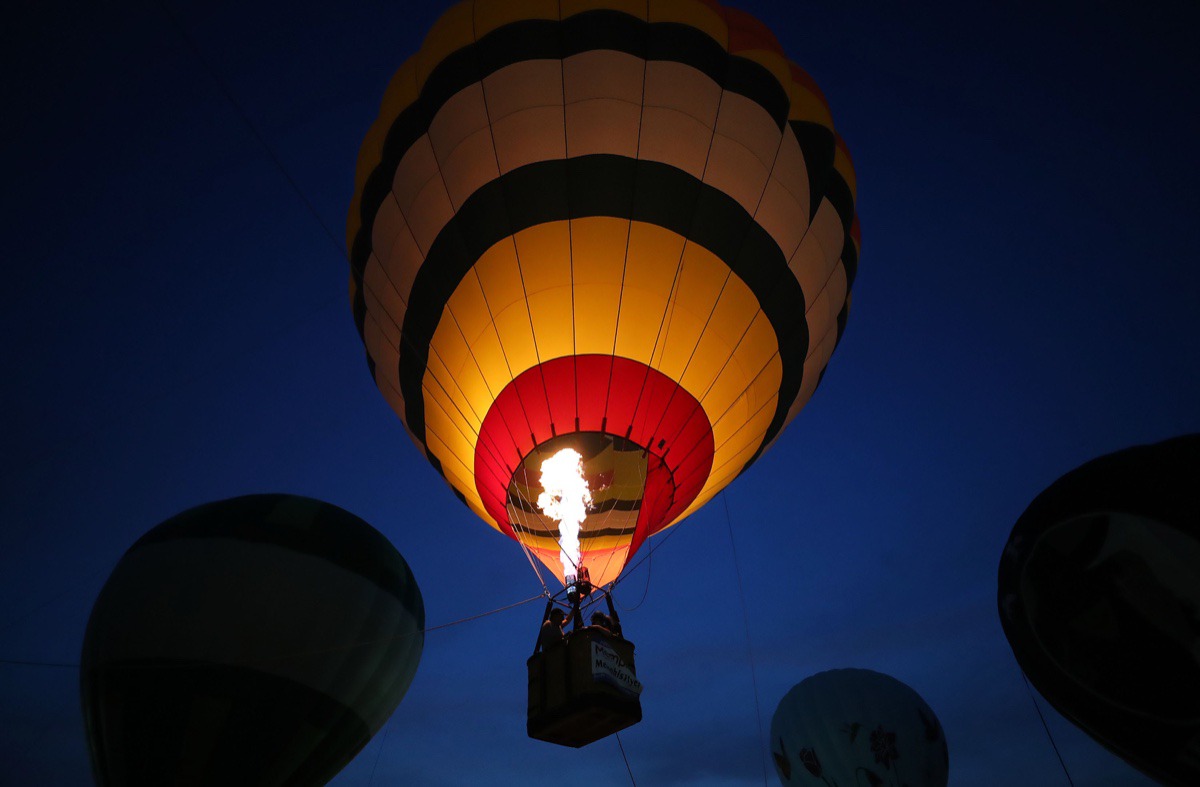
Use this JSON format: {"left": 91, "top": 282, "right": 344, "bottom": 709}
{"left": 508, "top": 494, "right": 642, "bottom": 515}
{"left": 394, "top": 154, "right": 810, "bottom": 463}
{"left": 349, "top": 10, "right": 792, "bottom": 283}
{"left": 509, "top": 523, "right": 640, "bottom": 539}
{"left": 365, "top": 351, "right": 377, "bottom": 384}
{"left": 824, "top": 173, "right": 858, "bottom": 288}
{"left": 739, "top": 297, "right": 851, "bottom": 476}
{"left": 352, "top": 282, "right": 368, "bottom": 352}
{"left": 788, "top": 121, "right": 837, "bottom": 222}
{"left": 129, "top": 495, "right": 425, "bottom": 624}
{"left": 835, "top": 297, "right": 851, "bottom": 343}
{"left": 841, "top": 229, "right": 859, "bottom": 292}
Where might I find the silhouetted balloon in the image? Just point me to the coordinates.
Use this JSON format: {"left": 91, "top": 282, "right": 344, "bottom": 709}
{"left": 347, "top": 0, "right": 859, "bottom": 587}
{"left": 999, "top": 434, "right": 1200, "bottom": 786}
{"left": 770, "top": 668, "right": 949, "bottom": 786}
{"left": 81, "top": 494, "right": 424, "bottom": 787}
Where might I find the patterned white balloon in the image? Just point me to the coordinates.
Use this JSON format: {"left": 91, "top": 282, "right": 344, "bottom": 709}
{"left": 770, "top": 669, "right": 949, "bottom": 787}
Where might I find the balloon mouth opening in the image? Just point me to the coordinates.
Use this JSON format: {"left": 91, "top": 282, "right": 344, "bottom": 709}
{"left": 505, "top": 431, "right": 667, "bottom": 583}
{"left": 1021, "top": 511, "right": 1200, "bottom": 722}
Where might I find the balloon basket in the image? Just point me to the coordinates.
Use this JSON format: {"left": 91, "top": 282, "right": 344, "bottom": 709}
{"left": 526, "top": 627, "right": 642, "bottom": 747}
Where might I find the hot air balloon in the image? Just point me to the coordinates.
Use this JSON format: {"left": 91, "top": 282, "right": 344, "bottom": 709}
{"left": 770, "top": 669, "right": 949, "bottom": 787}
{"left": 998, "top": 434, "right": 1200, "bottom": 786}
{"left": 81, "top": 494, "right": 425, "bottom": 787}
{"left": 346, "top": 0, "right": 859, "bottom": 591}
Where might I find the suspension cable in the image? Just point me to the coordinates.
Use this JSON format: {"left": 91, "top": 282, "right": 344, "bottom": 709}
{"left": 1021, "top": 670, "right": 1075, "bottom": 786}
{"left": 154, "top": 0, "right": 346, "bottom": 260}
{"left": 365, "top": 710, "right": 395, "bottom": 787}
{"left": 615, "top": 731, "right": 638, "bottom": 786}
{"left": 722, "top": 492, "right": 768, "bottom": 786}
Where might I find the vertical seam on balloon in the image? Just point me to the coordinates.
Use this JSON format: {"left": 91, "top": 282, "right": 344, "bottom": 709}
{"left": 639, "top": 89, "right": 799, "bottom": 469}
{"left": 644, "top": 307, "right": 752, "bottom": 500}
{"left": 682, "top": 381, "right": 780, "bottom": 496}
{"left": 379, "top": 131, "right": 503, "bottom": 460}
{"left": 361, "top": 192, "right": 428, "bottom": 440}
{"left": 366, "top": 300, "right": 533, "bottom": 536}
{"left": 652, "top": 84, "right": 819, "bottom": 468}
{"left": 467, "top": 266, "right": 537, "bottom": 443}
{"left": 593, "top": 1, "right": 652, "bottom": 588}
{"left": 398, "top": 85, "right": 504, "bottom": 444}
{"left": 626, "top": 35, "right": 732, "bottom": 444}
{"left": 595, "top": 433, "right": 651, "bottom": 586}
{"left": 411, "top": 110, "right": 540, "bottom": 444}
{"left": 602, "top": 7, "right": 652, "bottom": 433}
{"left": 469, "top": 5, "right": 557, "bottom": 434}
{"left": 360, "top": 270, "right": 490, "bottom": 455}
{"left": 555, "top": 0, "right": 580, "bottom": 431}
{"left": 458, "top": 32, "right": 580, "bottom": 583}
{"left": 639, "top": 103, "right": 790, "bottom": 463}
{"left": 658, "top": 348, "right": 779, "bottom": 514}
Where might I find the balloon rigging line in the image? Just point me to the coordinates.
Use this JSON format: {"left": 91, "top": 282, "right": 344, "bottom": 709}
{"left": 508, "top": 461, "right": 582, "bottom": 579}
{"left": 507, "top": 483, "right": 554, "bottom": 595}
{"left": 365, "top": 708, "right": 395, "bottom": 787}
{"left": 154, "top": 0, "right": 347, "bottom": 263}
{"left": 1021, "top": 670, "right": 1075, "bottom": 786}
{"left": 622, "top": 60, "right": 730, "bottom": 440}
{"left": 511, "top": 502, "right": 552, "bottom": 596}
{"left": 421, "top": 592, "right": 545, "bottom": 635}
{"left": 722, "top": 491, "right": 769, "bottom": 787}
{"left": 0, "top": 564, "right": 110, "bottom": 641}
{"left": 610, "top": 513, "right": 684, "bottom": 600}
{"left": 615, "top": 730, "right": 638, "bottom": 786}
{"left": 159, "top": 0, "right": 567, "bottom": 593}
{"left": 613, "top": 529, "right": 652, "bottom": 613}
{"left": 0, "top": 593, "right": 546, "bottom": 672}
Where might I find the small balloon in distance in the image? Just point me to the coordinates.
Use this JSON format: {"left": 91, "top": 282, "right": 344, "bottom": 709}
{"left": 770, "top": 668, "right": 948, "bottom": 786}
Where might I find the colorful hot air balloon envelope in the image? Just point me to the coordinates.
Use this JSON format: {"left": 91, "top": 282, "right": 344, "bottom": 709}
{"left": 347, "top": 0, "right": 859, "bottom": 588}
{"left": 770, "top": 669, "right": 949, "bottom": 787}
{"left": 80, "top": 494, "right": 425, "bottom": 787}
{"left": 998, "top": 434, "right": 1200, "bottom": 786}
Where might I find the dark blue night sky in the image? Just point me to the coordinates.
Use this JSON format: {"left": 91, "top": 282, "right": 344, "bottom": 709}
{"left": 3, "top": 1, "right": 1198, "bottom": 784}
